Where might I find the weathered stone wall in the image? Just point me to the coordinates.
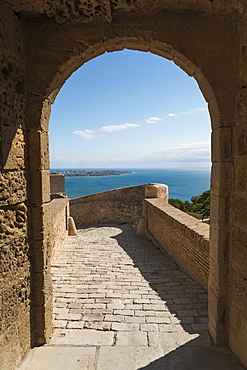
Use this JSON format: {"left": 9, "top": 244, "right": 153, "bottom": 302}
{"left": 226, "top": 16, "right": 247, "bottom": 367}
{"left": 70, "top": 184, "right": 168, "bottom": 228}
{"left": 50, "top": 198, "right": 69, "bottom": 256}
{"left": 1, "top": 0, "right": 247, "bottom": 368}
{"left": 144, "top": 199, "right": 210, "bottom": 291}
{"left": 50, "top": 173, "right": 65, "bottom": 195}
{"left": 0, "top": 2, "right": 30, "bottom": 370}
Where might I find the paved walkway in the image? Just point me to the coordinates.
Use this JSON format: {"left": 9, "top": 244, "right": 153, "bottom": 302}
{"left": 20, "top": 224, "right": 244, "bottom": 370}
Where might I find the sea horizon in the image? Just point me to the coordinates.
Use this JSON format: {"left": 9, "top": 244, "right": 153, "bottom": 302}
{"left": 51, "top": 167, "right": 211, "bottom": 202}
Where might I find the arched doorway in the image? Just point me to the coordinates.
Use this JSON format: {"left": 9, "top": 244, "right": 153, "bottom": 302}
{"left": 24, "top": 11, "right": 240, "bottom": 362}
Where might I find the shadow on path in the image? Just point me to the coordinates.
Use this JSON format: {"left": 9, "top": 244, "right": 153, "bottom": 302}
{"left": 99, "top": 223, "right": 209, "bottom": 334}
{"left": 137, "top": 336, "right": 245, "bottom": 370}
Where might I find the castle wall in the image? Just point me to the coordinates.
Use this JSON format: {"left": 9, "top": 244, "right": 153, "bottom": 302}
{"left": 0, "top": 3, "right": 30, "bottom": 369}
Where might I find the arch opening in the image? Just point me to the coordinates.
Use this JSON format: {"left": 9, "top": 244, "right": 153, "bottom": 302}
{"left": 25, "top": 14, "right": 239, "bottom": 362}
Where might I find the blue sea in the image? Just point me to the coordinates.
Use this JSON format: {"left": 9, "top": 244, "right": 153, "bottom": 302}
{"left": 51, "top": 168, "right": 211, "bottom": 202}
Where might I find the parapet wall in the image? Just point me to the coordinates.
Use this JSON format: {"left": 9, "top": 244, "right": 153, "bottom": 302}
{"left": 69, "top": 183, "right": 168, "bottom": 227}
{"left": 70, "top": 184, "right": 209, "bottom": 291}
{"left": 144, "top": 199, "right": 210, "bottom": 291}
{"left": 50, "top": 198, "right": 69, "bottom": 255}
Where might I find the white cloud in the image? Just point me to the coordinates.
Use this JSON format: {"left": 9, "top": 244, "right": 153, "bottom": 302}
{"left": 168, "top": 113, "right": 179, "bottom": 117}
{"left": 168, "top": 107, "right": 207, "bottom": 118}
{"left": 99, "top": 123, "right": 140, "bottom": 132}
{"left": 72, "top": 129, "right": 105, "bottom": 140}
{"left": 145, "top": 117, "right": 163, "bottom": 124}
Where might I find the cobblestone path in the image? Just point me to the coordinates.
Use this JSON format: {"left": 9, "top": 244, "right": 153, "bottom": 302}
{"left": 50, "top": 223, "right": 208, "bottom": 347}
{"left": 20, "top": 224, "right": 244, "bottom": 369}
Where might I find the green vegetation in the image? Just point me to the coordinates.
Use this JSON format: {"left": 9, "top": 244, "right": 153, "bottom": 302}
{"left": 169, "top": 190, "right": 210, "bottom": 220}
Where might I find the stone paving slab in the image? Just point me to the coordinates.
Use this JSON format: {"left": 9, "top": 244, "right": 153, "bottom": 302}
{"left": 18, "top": 346, "right": 96, "bottom": 370}
{"left": 50, "top": 329, "right": 114, "bottom": 346}
{"left": 97, "top": 346, "right": 165, "bottom": 370}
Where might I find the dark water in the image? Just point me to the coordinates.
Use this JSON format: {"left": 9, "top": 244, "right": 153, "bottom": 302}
{"left": 51, "top": 168, "right": 211, "bottom": 201}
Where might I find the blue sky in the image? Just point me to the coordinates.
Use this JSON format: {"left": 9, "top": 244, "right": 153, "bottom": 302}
{"left": 49, "top": 50, "right": 211, "bottom": 169}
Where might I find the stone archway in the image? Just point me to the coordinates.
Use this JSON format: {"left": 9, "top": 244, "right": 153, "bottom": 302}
{"left": 25, "top": 12, "right": 239, "bottom": 351}
{"left": 2, "top": 2, "right": 247, "bottom": 367}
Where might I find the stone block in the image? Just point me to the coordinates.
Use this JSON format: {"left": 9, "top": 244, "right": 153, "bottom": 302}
{"left": 18, "top": 312, "right": 31, "bottom": 355}
{"left": 9, "top": 11, "right": 25, "bottom": 60}
{"left": 97, "top": 346, "right": 164, "bottom": 370}
{"left": 0, "top": 3, "right": 11, "bottom": 53}
{"left": 111, "top": 323, "right": 139, "bottom": 331}
{"left": 31, "top": 294, "right": 53, "bottom": 346}
{"left": 30, "top": 202, "right": 51, "bottom": 241}
{"left": 152, "top": 10, "right": 196, "bottom": 54}
{"left": 0, "top": 170, "right": 27, "bottom": 206}
{"left": 0, "top": 203, "right": 27, "bottom": 244}
{"left": 2, "top": 274, "right": 30, "bottom": 332}
{"left": 81, "top": 44, "right": 105, "bottom": 64}
{"left": 208, "top": 287, "right": 227, "bottom": 345}
{"left": 210, "top": 194, "right": 230, "bottom": 230}
{"left": 0, "top": 325, "right": 23, "bottom": 370}
{"left": 231, "top": 195, "right": 247, "bottom": 231}
{"left": 214, "top": 91, "right": 237, "bottom": 128}
{"left": 173, "top": 51, "right": 198, "bottom": 78}
{"left": 229, "top": 305, "right": 247, "bottom": 368}
{"left": 200, "top": 34, "right": 239, "bottom": 96}
{"left": 28, "top": 130, "right": 50, "bottom": 171}
{"left": 229, "top": 264, "right": 247, "bottom": 317}
{"left": 209, "top": 258, "right": 228, "bottom": 297}
{"left": 44, "top": 294, "right": 54, "bottom": 340}
{"left": 150, "top": 39, "right": 175, "bottom": 61}
{"left": 18, "top": 346, "right": 96, "bottom": 370}
{"left": 39, "top": 99, "right": 51, "bottom": 133}
{"left": 206, "top": 95, "right": 220, "bottom": 130}
{"left": 29, "top": 170, "right": 50, "bottom": 206}
{"left": 211, "top": 127, "right": 232, "bottom": 163}
{"left": 234, "top": 87, "right": 247, "bottom": 125}
{"left": 0, "top": 52, "right": 26, "bottom": 95}
{"left": 101, "top": 17, "right": 125, "bottom": 52}
{"left": 123, "top": 15, "right": 155, "bottom": 52}
{"left": 179, "top": 15, "right": 225, "bottom": 67}
{"left": 1, "top": 237, "right": 29, "bottom": 278}
{"left": 31, "top": 235, "right": 51, "bottom": 273}
{"left": 25, "top": 93, "right": 46, "bottom": 131}
{"left": 116, "top": 331, "right": 148, "bottom": 346}
{"left": 50, "top": 173, "right": 65, "bottom": 194}
{"left": 233, "top": 156, "right": 247, "bottom": 195}
{"left": 148, "top": 330, "right": 195, "bottom": 349}
{"left": 50, "top": 329, "right": 114, "bottom": 346}
{"left": 64, "top": 21, "right": 102, "bottom": 48}
{"left": 145, "top": 183, "right": 168, "bottom": 201}
{"left": 209, "top": 226, "right": 229, "bottom": 266}
{"left": 31, "top": 270, "right": 52, "bottom": 307}
{"left": 230, "top": 226, "right": 247, "bottom": 274}
{"left": 1, "top": 124, "right": 25, "bottom": 170}
{"left": 233, "top": 124, "right": 247, "bottom": 157}
{"left": 211, "top": 162, "right": 234, "bottom": 197}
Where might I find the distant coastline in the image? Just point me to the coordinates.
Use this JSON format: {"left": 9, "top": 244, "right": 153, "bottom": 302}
{"left": 55, "top": 170, "right": 133, "bottom": 177}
